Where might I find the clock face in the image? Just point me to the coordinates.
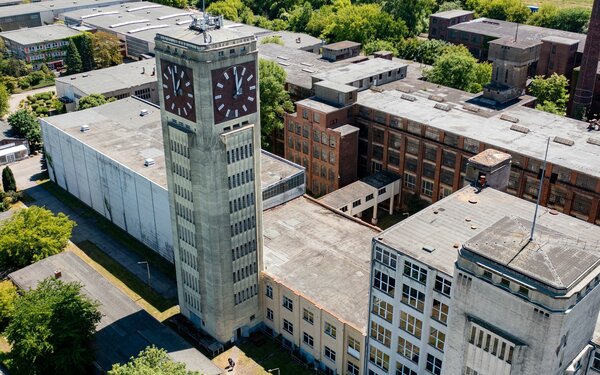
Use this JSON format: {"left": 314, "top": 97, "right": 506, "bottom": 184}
{"left": 160, "top": 60, "right": 196, "bottom": 122}
{"left": 211, "top": 61, "right": 257, "bottom": 124}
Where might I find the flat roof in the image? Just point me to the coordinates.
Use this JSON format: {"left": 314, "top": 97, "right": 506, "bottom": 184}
{"left": 0, "top": 24, "right": 81, "bottom": 45}
{"left": 323, "top": 41, "right": 361, "bottom": 50}
{"left": 377, "top": 186, "right": 600, "bottom": 277}
{"left": 312, "top": 58, "right": 408, "bottom": 85}
{"left": 431, "top": 9, "right": 474, "bottom": 19}
{"left": 296, "top": 97, "right": 344, "bottom": 113}
{"left": 0, "top": 0, "right": 136, "bottom": 18}
{"left": 257, "top": 30, "right": 322, "bottom": 50}
{"left": 463, "top": 216, "right": 600, "bottom": 291}
{"left": 331, "top": 123, "right": 359, "bottom": 136}
{"left": 449, "top": 17, "right": 586, "bottom": 53}
{"left": 357, "top": 89, "right": 600, "bottom": 179}
{"left": 257, "top": 43, "right": 353, "bottom": 90}
{"left": 40, "top": 97, "right": 303, "bottom": 190}
{"left": 262, "top": 196, "right": 380, "bottom": 332}
{"left": 319, "top": 171, "right": 400, "bottom": 208}
{"left": 56, "top": 59, "right": 157, "bottom": 95}
{"left": 9, "top": 251, "right": 223, "bottom": 374}
{"left": 314, "top": 80, "right": 358, "bottom": 93}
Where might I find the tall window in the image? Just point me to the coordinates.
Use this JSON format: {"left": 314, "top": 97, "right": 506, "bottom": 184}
{"left": 283, "top": 319, "right": 293, "bottom": 334}
{"left": 399, "top": 311, "right": 422, "bottom": 339}
{"left": 374, "top": 270, "right": 396, "bottom": 297}
{"left": 325, "top": 322, "right": 337, "bottom": 339}
{"left": 348, "top": 337, "right": 361, "bottom": 359}
{"left": 434, "top": 276, "right": 452, "bottom": 296}
{"left": 374, "top": 246, "right": 397, "bottom": 270}
{"left": 397, "top": 363, "right": 417, "bottom": 375}
{"left": 266, "top": 308, "right": 273, "bottom": 321}
{"left": 347, "top": 362, "right": 360, "bottom": 375}
{"left": 303, "top": 332, "right": 314, "bottom": 347}
{"left": 431, "top": 299, "right": 449, "bottom": 324}
{"left": 370, "top": 321, "right": 391, "bottom": 347}
{"left": 369, "top": 346, "right": 390, "bottom": 371}
{"left": 397, "top": 337, "right": 420, "bottom": 363}
{"left": 266, "top": 285, "right": 273, "bottom": 299}
{"left": 429, "top": 328, "right": 445, "bottom": 352}
{"left": 426, "top": 354, "right": 442, "bottom": 375}
{"left": 401, "top": 285, "right": 425, "bottom": 312}
{"left": 325, "top": 346, "right": 336, "bottom": 362}
{"left": 371, "top": 296, "right": 394, "bottom": 322}
{"left": 283, "top": 296, "right": 293, "bottom": 311}
{"left": 303, "top": 308, "right": 314, "bottom": 324}
{"left": 403, "top": 260, "right": 427, "bottom": 284}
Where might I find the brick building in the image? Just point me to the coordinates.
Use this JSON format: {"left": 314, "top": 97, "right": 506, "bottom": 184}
{"left": 428, "top": 9, "right": 474, "bottom": 41}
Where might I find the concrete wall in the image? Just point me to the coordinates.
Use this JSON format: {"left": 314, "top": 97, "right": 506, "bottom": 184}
{"left": 41, "top": 120, "right": 174, "bottom": 262}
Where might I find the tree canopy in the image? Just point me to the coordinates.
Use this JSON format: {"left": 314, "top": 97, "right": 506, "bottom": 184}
{"left": 108, "top": 346, "right": 199, "bottom": 375}
{"left": 0, "top": 83, "right": 8, "bottom": 117}
{"left": 0, "top": 206, "right": 76, "bottom": 268}
{"left": 91, "top": 32, "right": 123, "bottom": 69}
{"left": 7, "top": 109, "right": 41, "bottom": 150}
{"left": 259, "top": 59, "right": 293, "bottom": 150}
{"left": 5, "top": 277, "right": 101, "bottom": 375}
{"left": 0, "top": 280, "right": 18, "bottom": 329}
{"left": 2, "top": 166, "right": 16, "bottom": 192}
{"left": 78, "top": 93, "right": 117, "bottom": 110}
{"left": 528, "top": 73, "right": 569, "bottom": 116}
{"left": 527, "top": 5, "right": 590, "bottom": 33}
{"left": 465, "top": 0, "right": 530, "bottom": 22}
{"left": 382, "top": 0, "right": 436, "bottom": 36}
{"left": 424, "top": 46, "right": 492, "bottom": 93}
{"left": 65, "top": 39, "right": 83, "bottom": 75}
{"left": 397, "top": 38, "right": 456, "bottom": 65}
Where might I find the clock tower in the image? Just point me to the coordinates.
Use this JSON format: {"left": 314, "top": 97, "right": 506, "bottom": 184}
{"left": 155, "top": 15, "right": 263, "bottom": 343}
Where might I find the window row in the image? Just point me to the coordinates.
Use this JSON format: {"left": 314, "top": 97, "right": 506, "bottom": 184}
{"left": 232, "top": 261, "right": 257, "bottom": 283}
{"left": 234, "top": 284, "right": 257, "bottom": 305}
{"left": 468, "top": 324, "right": 514, "bottom": 364}
{"left": 403, "top": 260, "right": 427, "bottom": 284}
{"left": 175, "top": 201, "right": 194, "bottom": 224}
{"left": 229, "top": 215, "right": 256, "bottom": 237}
{"left": 181, "top": 268, "right": 198, "bottom": 293}
{"left": 231, "top": 239, "right": 257, "bottom": 261}
{"left": 227, "top": 144, "right": 253, "bottom": 164}
{"left": 375, "top": 246, "right": 397, "bottom": 270}
{"left": 374, "top": 270, "right": 396, "bottom": 297}
{"left": 178, "top": 224, "right": 196, "bottom": 247}
{"left": 172, "top": 162, "right": 191, "bottom": 180}
{"left": 229, "top": 192, "right": 255, "bottom": 214}
{"left": 227, "top": 168, "right": 255, "bottom": 189}
{"left": 170, "top": 139, "right": 189, "bottom": 158}
{"left": 174, "top": 183, "right": 193, "bottom": 202}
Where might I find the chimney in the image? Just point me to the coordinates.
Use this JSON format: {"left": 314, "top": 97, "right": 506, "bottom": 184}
{"left": 571, "top": 0, "right": 600, "bottom": 119}
{"left": 296, "top": 37, "right": 301, "bottom": 43}
{"left": 54, "top": 269, "right": 62, "bottom": 279}
{"left": 142, "top": 67, "right": 145, "bottom": 74}
{"left": 464, "top": 149, "right": 512, "bottom": 192}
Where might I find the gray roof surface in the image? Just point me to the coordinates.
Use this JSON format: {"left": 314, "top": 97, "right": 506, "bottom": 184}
{"left": 296, "top": 97, "right": 344, "bottom": 113}
{"left": 357, "top": 89, "right": 600, "bottom": 179}
{"left": 312, "top": 58, "right": 408, "bottom": 85}
{"left": 9, "top": 251, "right": 223, "bottom": 374}
{"left": 0, "top": 0, "right": 136, "bottom": 18}
{"left": 262, "top": 196, "right": 380, "bottom": 333}
{"left": 377, "top": 186, "right": 600, "bottom": 277}
{"left": 56, "top": 59, "right": 157, "bottom": 95}
{"left": 319, "top": 180, "right": 374, "bottom": 209}
{"left": 464, "top": 216, "right": 600, "bottom": 290}
{"left": 0, "top": 24, "right": 81, "bottom": 45}
{"left": 257, "top": 43, "right": 353, "bottom": 90}
{"left": 40, "top": 97, "right": 302, "bottom": 190}
{"left": 431, "top": 9, "right": 474, "bottom": 19}
{"left": 323, "top": 41, "right": 361, "bottom": 50}
{"left": 314, "top": 80, "right": 358, "bottom": 93}
{"left": 257, "top": 30, "right": 322, "bottom": 50}
{"left": 331, "top": 123, "right": 359, "bottom": 136}
{"left": 449, "top": 17, "right": 587, "bottom": 53}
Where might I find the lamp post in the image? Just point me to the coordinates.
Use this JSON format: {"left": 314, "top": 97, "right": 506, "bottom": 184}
{"left": 137, "top": 261, "right": 151, "bottom": 290}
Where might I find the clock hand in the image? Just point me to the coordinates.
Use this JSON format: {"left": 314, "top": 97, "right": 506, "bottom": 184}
{"left": 233, "top": 67, "right": 242, "bottom": 96}
{"left": 171, "top": 69, "right": 176, "bottom": 96}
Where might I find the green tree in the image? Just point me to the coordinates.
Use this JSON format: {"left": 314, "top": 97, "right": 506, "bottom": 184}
{"left": 285, "top": 2, "right": 313, "bottom": 32}
{"left": 397, "top": 38, "right": 456, "bottom": 65}
{"left": 363, "top": 40, "right": 398, "bottom": 56}
{"left": 0, "top": 280, "right": 18, "bottom": 329}
{"left": 424, "top": 46, "right": 492, "bottom": 93}
{"left": 108, "top": 346, "right": 199, "bottom": 375}
{"left": 0, "top": 206, "right": 76, "bottom": 268}
{"left": 528, "top": 73, "right": 569, "bottom": 116}
{"left": 5, "top": 277, "right": 101, "bottom": 375}
{"left": 465, "top": 0, "right": 530, "bottom": 22}
{"left": 0, "top": 83, "right": 8, "bottom": 117}
{"left": 65, "top": 39, "right": 83, "bottom": 75}
{"left": 2, "top": 166, "right": 16, "bottom": 192}
{"left": 206, "top": 0, "right": 252, "bottom": 22}
{"left": 7, "top": 109, "right": 42, "bottom": 150}
{"left": 527, "top": 5, "right": 590, "bottom": 33}
{"left": 77, "top": 93, "right": 117, "bottom": 110}
{"left": 437, "top": 1, "right": 463, "bottom": 12}
{"left": 259, "top": 59, "right": 293, "bottom": 150}
{"left": 78, "top": 34, "right": 95, "bottom": 72}
{"left": 383, "top": 0, "right": 436, "bottom": 36}
{"left": 90, "top": 31, "right": 123, "bottom": 69}
{"left": 0, "top": 58, "right": 30, "bottom": 78}
{"left": 323, "top": 3, "right": 408, "bottom": 44}
{"left": 306, "top": 5, "right": 336, "bottom": 38}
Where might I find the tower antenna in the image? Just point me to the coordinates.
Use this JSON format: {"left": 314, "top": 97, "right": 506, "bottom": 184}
{"left": 530, "top": 137, "right": 550, "bottom": 241}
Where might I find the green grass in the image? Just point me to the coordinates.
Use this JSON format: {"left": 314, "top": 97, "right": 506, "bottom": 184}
{"left": 75, "top": 240, "right": 176, "bottom": 312}
{"left": 40, "top": 181, "right": 177, "bottom": 281}
{"left": 237, "top": 336, "right": 315, "bottom": 375}
{"left": 12, "top": 79, "right": 55, "bottom": 94}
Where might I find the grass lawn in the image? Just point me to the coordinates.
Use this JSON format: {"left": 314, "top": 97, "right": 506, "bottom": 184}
{"left": 41, "top": 181, "right": 176, "bottom": 281}
{"left": 68, "top": 242, "right": 179, "bottom": 322}
{"left": 213, "top": 335, "right": 315, "bottom": 375}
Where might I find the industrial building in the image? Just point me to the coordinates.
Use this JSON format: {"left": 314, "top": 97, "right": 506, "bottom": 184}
{"left": 0, "top": 0, "right": 137, "bottom": 31}
{"left": 0, "top": 24, "right": 82, "bottom": 70}
{"left": 366, "top": 150, "right": 600, "bottom": 375}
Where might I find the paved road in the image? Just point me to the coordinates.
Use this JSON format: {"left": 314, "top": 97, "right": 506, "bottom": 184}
{"left": 11, "top": 155, "right": 178, "bottom": 300}
{"left": 7, "top": 85, "right": 57, "bottom": 115}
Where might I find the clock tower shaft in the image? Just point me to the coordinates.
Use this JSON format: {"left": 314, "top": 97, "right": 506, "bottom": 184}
{"left": 155, "top": 23, "right": 263, "bottom": 343}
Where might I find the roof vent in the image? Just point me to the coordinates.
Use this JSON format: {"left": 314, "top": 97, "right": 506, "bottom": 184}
{"left": 510, "top": 124, "right": 529, "bottom": 134}
{"left": 428, "top": 94, "right": 444, "bottom": 102}
{"left": 463, "top": 104, "right": 480, "bottom": 112}
{"left": 301, "top": 68, "right": 315, "bottom": 73}
{"left": 401, "top": 94, "right": 417, "bottom": 102}
{"left": 140, "top": 109, "right": 149, "bottom": 116}
{"left": 144, "top": 158, "right": 155, "bottom": 167}
{"left": 500, "top": 113, "right": 519, "bottom": 123}
{"left": 553, "top": 136, "right": 574, "bottom": 146}
{"left": 276, "top": 55, "right": 289, "bottom": 60}
{"left": 80, "top": 125, "right": 90, "bottom": 132}
{"left": 434, "top": 103, "right": 452, "bottom": 111}
{"left": 278, "top": 62, "right": 290, "bottom": 66}
{"left": 587, "top": 137, "right": 600, "bottom": 146}
{"left": 422, "top": 245, "right": 436, "bottom": 253}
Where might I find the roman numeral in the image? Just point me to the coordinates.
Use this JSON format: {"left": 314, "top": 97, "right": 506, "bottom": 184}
{"left": 171, "top": 103, "right": 175, "bottom": 110}
{"left": 249, "top": 85, "right": 256, "bottom": 91}
{"left": 165, "top": 95, "right": 171, "bottom": 100}
{"left": 178, "top": 107, "right": 181, "bottom": 116}
{"left": 185, "top": 81, "right": 191, "bottom": 87}
{"left": 241, "top": 67, "right": 246, "bottom": 76}
{"left": 218, "top": 104, "right": 225, "bottom": 111}
{"left": 226, "top": 109, "right": 231, "bottom": 117}
{"left": 247, "top": 74, "right": 253, "bottom": 81}
{"left": 217, "top": 83, "right": 224, "bottom": 88}
{"left": 248, "top": 96, "right": 254, "bottom": 102}
{"left": 180, "top": 71, "right": 184, "bottom": 78}
{"left": 187, "top": 102, "right": 192, "bottom": 109}
{"left": 162, "top": 84, "right": 168, "bottom": 88}
{"left": 224, "top": 72, "right": 229, "bottom": 80}
{"left": 163, "top": 73, "right": 168, "bottom": 80}
{"left": 235, "top": 109, "right": 238, "bottom": 117}
{"left": 242, "top": 105, "right": 247, "bottom": 112}
{"left": 183, "top": 108, "right": 188, "bottom": 116}
{"left": 214, "top": 95, "right": 222, "bottom": 100}
{"left": 187, "top": 93, "right": 193, "bottom": 98}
